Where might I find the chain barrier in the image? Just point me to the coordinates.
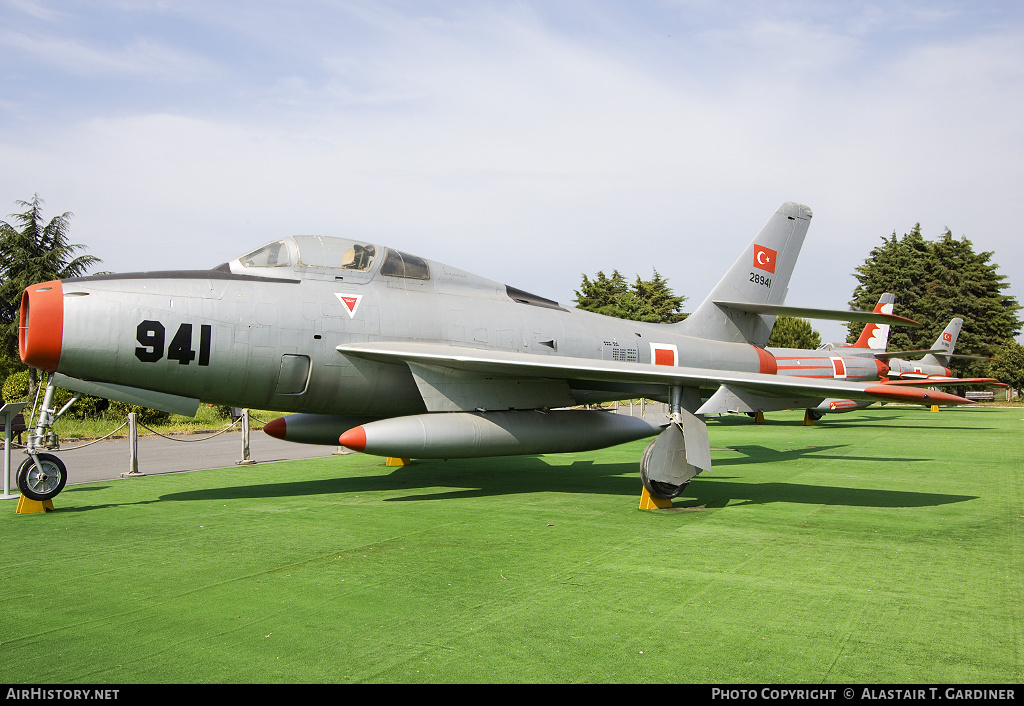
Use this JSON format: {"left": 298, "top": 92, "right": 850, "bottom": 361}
{"left": 4, "top": 400, "right": 269, "bottom": 488}
{"left": 3, "top": 413, "right": 262, "bottom": 452}
{"left": 1, "top": 422, "right": 130, "bottom": 452}
{"left": 136, "top": 416, "right": 243, "bottom": 442}
{"left": 42, "top": 422, "right": 130, "bottom": 451}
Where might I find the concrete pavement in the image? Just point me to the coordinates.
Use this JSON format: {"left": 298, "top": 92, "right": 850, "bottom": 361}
{"left": 2, "top": 427, "right": 345, "bottom": 492}
{"left": 2, "top": 402, "right": 671, "bottom": 496}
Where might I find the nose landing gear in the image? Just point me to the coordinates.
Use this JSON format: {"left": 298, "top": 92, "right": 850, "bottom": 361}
{"left": 16, "top": 380, "right": 79, "bottom": 503}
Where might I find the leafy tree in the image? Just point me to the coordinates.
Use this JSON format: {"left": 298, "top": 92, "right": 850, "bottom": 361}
{"left": 575, "top": 270, "right": 629, "bottom": 316}
{"left": 919, "top": 231, "right": 1021, "bottom": 378}
{"left": 845, "top": 225, "right": 930, "bottom": 354}
{"left": 0, "top": 195, "right": 101, "bottom": 393}
{"left": 107, "top": 401, "right": 171, "bottom": 425}
{"left": 767, "top": 316, "right": 822, "bottom": 349}
{"left": 1, "top": 368, "right": 107, "bottom": 418}
{"left": 575, "top": 269, "right": 687, "bottom": 323}
{"left": 846, "top": 226, "right": 1021, "bottom": 378}
{"left": 991, "top": 339, "right": 1024, "bottom": 399}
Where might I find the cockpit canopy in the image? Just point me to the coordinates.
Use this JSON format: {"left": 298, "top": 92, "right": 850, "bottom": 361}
{"left": 228, "top": 235, "right": 429, "bottom": 281}
{"left": 237, "top": 236, "right": 378, "bottom": 272}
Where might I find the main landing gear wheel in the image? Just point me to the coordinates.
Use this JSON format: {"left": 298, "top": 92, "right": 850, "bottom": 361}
{"left": 639, "top": 439, "right": 687, "bottom": 500}
{"left": 17, "top": 453, "right": 67, "bottom": 502}
{"left": 806, "top": 409, "right": 824, "bottom": 421}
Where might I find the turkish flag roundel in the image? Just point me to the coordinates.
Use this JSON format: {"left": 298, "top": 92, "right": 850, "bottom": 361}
{"left": 753, "top": 244, "right": 777, "bottom": 274}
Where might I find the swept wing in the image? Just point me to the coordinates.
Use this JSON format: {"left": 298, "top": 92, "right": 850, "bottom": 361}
{"left": 335, "top": 341, "right": 971, "bottom": 410}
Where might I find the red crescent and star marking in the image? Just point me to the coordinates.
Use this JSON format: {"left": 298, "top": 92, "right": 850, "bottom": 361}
{"left": 753, "top": 245, "right": 777, "bottom": 274}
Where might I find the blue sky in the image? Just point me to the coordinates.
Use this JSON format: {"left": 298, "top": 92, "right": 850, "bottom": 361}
{"left": 2, "top": 1, "right": 1023, "bottom": 343}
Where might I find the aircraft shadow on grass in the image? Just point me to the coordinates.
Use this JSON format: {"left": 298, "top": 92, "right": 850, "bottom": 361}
{"left": 815, "top": 420, "right": 993, "bottom": 432}
{"left": 136, "top": 442, "right": 976, "bottom": 509}
{"left": 708, "top": 413, "right": 993, "bottom": 432}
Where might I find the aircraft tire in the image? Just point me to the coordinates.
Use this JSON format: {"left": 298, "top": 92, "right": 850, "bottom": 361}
{"left": 806, "top": 409, "right": 824, "bottom": 421}
{"left": 639, "top": 439, "right": 686, "bottom": 500}
{"left": 17, "top": 453, "right": 68, "bottom": 501}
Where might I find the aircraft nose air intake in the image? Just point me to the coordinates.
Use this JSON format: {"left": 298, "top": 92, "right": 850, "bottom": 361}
{"left": 19, "top": 280, "right": 64, "bottom": 373}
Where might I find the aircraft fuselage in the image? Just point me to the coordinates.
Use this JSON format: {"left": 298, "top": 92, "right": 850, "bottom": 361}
{"left": 23, "top": 259, "right": 769, "bottom": 417}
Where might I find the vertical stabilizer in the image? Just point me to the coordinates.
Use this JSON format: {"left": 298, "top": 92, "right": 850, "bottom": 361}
{"left": 851, "top": 293, "right": 895, "bottom": 349}
{"left": 677, "top": 202, "right": 813, "bottom": 345}
{"left": 921, "top": 318, "right": 963, "bottom": 367}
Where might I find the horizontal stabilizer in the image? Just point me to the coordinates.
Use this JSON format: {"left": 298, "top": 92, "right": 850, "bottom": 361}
{"left": 875, "top": 348, "right": 950, "bottom": 359}
{"left": 714, "top": 301, "right": 921, "bottom": 327}
{"left": 877, "top": 350, "right": 994, "bottom": 361}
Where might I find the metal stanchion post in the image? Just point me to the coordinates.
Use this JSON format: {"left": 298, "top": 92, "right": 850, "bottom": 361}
{"left": 1, "top": 402, "right": 28, "bottom": 499}
{"left": 237, "top": 409, "right": 255, "bottom": 465}
{"left": 122, "top": 412, "right": 144, "bottom": 477}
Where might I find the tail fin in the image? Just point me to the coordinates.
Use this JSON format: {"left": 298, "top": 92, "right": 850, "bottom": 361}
{"left": 920, "top": 318, "right": 963, "bottom": 367}
{"left": 677, "top": 201, "right": 813, "bottom": 345}
{"left": 851, "top": 293, "right": 895, "bottom": 349}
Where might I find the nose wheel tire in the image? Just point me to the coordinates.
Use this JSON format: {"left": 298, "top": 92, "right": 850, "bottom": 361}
{"left": 17, "top": 453, "right": 68, "bottom": 501}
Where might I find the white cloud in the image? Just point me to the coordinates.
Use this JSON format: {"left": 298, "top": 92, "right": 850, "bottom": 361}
{"left": 0, "top": 29, "right": 219, "bottom": 82}
{"left": 1, "top": 1, "right": 1022, "bottom": 342}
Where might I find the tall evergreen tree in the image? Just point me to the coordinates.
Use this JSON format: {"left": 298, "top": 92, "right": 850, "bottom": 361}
{"left": 846, "top": 225, "right": 1020, "bottom": 378}
{"left": 846, "top": 225, "right": 930, "bottom": 354}
{"left": 991, "top": 340, "right": 1024, "bottom": 399}
{"left": 767, "top": 316, "right": 822, "bottom": 349}
{"left": 0, "top": 195, "right": 101, "bottom": 389}
{"left": 631, "top": 270, "right": 687, "bottom": 324}
{"left": 574, "top": 270, "right": 629, "bottom": 318}
{"left": 574, "top": 268, "right": 686, "bottom": 323}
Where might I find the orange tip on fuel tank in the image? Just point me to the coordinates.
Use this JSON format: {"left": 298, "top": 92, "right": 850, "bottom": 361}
{"left": 339, "top": 426, "right": 367, "bottom": 452}
{"left": 263, "top": 417, "right": 287, "bottom": 440}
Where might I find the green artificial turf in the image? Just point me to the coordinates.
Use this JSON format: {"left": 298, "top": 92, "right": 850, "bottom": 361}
{"left": 1, "top": 407, "right": 1021, "bottom": 684}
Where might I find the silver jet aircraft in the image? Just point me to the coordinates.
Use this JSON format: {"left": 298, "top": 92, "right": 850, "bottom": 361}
{"left": 703, "top": 294, "right": 1000, "bottom": 420}
{"left": 811, "top": 316, "right": 989, "bottom": 415}
{"left": 882, "top": 317, "right": 976, "bottom": 380}
{"left": 700, "top": 293, "right": 902, "bottom": 420}
{"left": 17, "top": 202, "right": 972, "bottom": 502}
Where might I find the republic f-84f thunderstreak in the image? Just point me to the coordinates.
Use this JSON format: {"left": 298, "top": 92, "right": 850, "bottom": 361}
{"left": 17, "top": 202, "right": 971, "bottom": 502}
{"left": 705, "top": 296, "right": 1000, "bottom": 421}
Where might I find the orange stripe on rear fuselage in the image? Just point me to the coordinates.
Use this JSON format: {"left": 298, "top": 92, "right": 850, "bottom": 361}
{"left": 752, "top": 346, "right": 777, "bottom": 374}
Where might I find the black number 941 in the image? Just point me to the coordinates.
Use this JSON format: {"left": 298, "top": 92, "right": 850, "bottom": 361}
{"left": 136, "top": 321, "right": 212, "bottom": 366}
